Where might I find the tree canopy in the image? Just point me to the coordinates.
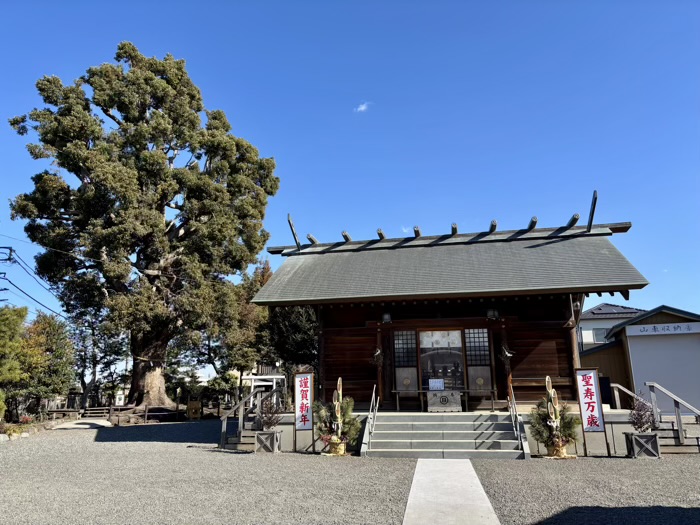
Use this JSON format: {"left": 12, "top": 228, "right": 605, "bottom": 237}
{"left": 0, "top": 306, "right": 27, "bottom": 420}
{"left": 10, "top": 42, "right": 279, "bottom": 405}
{"left": 0, "top": 307, "right": 75, "bottom": 421}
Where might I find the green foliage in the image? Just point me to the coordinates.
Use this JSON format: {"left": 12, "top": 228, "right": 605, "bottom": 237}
{"left": 9, "top": 42, "right": 279, "bottom": 402}
{"left": 0, "top": 307, "right": 29, "bottom": 420}
{"left": 529, "top": 398, "right": 580, "bottom": 449}
{"left": 312, "top": 397, "right": 362, "bottom": 445}
{"left": 267, "top": 305, "right": 318, "bottom": 369}
{"left": 71, "top": 307, "right": 129, "bottom": 408}
{"left": 21, "top": 313, "right": 76, "bottom": 400}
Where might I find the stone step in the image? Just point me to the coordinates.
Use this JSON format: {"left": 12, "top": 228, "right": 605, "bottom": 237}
{"left": 372, "top": 430, "right": 517, "bottom": 441}
{"left": 375, "top": 413, "right": 510, "bottom": 423}
{"left": 370, "top": 439, "right": 521, "bottom": 451}
{"left": 660, "top": 444, "right": 700, "bottom": 454}
{"left": 654, "top": 429, "right": 686, "bottom": 439}
{"left": 367, "top": 449, "right": 524, "bottom": 459}
{"left": 224, "top": 442, "right": 255, "bottom": 452}
{"left": 373, "top": 421, "right": 513, "bottom": 432}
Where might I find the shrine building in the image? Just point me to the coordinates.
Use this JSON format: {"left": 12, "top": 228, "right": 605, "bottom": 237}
{"left": 253, "top": 212, "right": 648, "bottom": 413}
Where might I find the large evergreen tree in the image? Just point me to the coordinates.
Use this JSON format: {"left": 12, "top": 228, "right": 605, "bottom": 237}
{"left": 10, "top": 42, "right": 279, "bottom": 406}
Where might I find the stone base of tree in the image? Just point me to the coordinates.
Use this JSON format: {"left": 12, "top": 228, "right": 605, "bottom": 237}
{"left": 328, "top": 441, "right": 347, "bottom": 456}
{"left": 624, "top": 432, "right": 660, "bottom": 458}
{"left": 544, "top": 444, "right": 576, "bottom": 459}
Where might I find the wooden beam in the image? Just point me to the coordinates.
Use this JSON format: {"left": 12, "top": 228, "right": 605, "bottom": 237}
{"left": 306, "top": 234, "right": 319, "bottom": 245}
{"left": 287, "top": 214, "right": 301, "bottom": 250}
{"left": 620, "top": 290, "right": 630, "bottom": 301}
{"left": 587, "top": 190, "right": 598, "bottom": 232}
{"left": 413, "top": 226, "right": 421, "bottom": 238}
{"left": 528, "top": 216, "right": 538, "bottom": 230}
{"left": 377, "top": 228, "right": 385, "bottom": 240}
{"left": 451, "top": 223, "right": 458, "bottom": 235}
{"left": 489, "top": 220, "right": 497, "bottom": 234}
{"left": 566, "top": 213, "right": 580, "bottom": 228}
{"left": 342, "top": 231, "right": 352, "bottom": 242}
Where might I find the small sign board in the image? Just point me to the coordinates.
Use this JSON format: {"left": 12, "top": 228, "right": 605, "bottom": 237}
{"left": 428, "top": 378, "right": 445, "bottom": 391}
{"left": 427, "top": 390, "right": 462, "bottom": 412}
{"left": 626, "top": 322, "right": 700, "bottom": 336}
{"left": 294, "top": 373, "right": 314, "bottom": 431}
{"left": 575, "top": 369, "right": 605, "bottom": 433}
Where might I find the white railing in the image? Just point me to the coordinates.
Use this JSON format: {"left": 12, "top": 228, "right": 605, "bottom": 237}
{"left": 645, "top": 382, "right": 700, "bottom": 446}
{"left": 507, "top": 381, "right": 521, "bottom": 448}
{"left": 610, "top": 382, "right": 652, "bottom": 410}
{"left": 360, "top": 385, "right": 379, "bottom": 456}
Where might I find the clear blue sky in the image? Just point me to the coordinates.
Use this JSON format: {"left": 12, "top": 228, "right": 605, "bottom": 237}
{"left": 1, "top": 1, "right": 698, "bottom": 320}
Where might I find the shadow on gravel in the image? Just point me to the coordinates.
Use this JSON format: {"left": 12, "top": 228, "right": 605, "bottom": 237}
{"left": 537, "top": 506, "right": 700, "bottom": 525}
{"left": 93, "top": 419, "right": 220, "bottom": 444}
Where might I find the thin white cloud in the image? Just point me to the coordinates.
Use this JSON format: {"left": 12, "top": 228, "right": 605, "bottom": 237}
{"left": 401, "top": 226, "right": 411, "bottom": 234}
{"left": 354, "top": 101, "right": 371, "bottom": 113}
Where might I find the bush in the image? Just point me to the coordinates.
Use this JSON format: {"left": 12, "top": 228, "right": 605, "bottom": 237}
{"left": 19, "top": 415, "right": 34, "bottom": 424}
{"left": 260, "top": 399, "right": 284, "bottom": 430}
{"left": 313, "top": 396, "right": 361, "bottom": 445}
{"left": 529, "top": 398, "right": 580, "bottom": 449}
{"left": 629, "top": 394, "right": 655, "bottom": 433}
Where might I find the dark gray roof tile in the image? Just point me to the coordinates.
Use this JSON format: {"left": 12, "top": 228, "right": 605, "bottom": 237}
{"left": 254, "top": 235, "right": 648, "bottom": 305}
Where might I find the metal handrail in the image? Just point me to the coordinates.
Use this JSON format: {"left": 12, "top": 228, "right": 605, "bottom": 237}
{"left": 360, "top": 385, "right": 378, "bottom": 456}
{"left": 244, "top": 387, "right": 285, "bottom": 426}
{"left": 645, "top": 382, "right": 700, "bottom": 446}
{"left": 219, "top": 388, "right": 265, "bottom": 448}
{"left": 610, "top": 383, "right": 652, "bottom": 409}
{"left": 507, "top": 381, "right": 521, "bottom": 449}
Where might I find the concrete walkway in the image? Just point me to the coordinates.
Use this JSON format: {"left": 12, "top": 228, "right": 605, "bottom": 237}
{"left": 54, "top": 419, "right": 113, "bottom": 430}
{"left": 403, "top": 459, "right": 500, "bottom": 525}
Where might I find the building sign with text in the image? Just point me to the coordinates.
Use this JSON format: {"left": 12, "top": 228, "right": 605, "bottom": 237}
{"left": 294, "top": 373, "right": 314, "bottom": 430}
{"left": 575, "top": 369, "right": 605, "bottom": 433}
{"left": 626, "top": 322, "right": 700, "bottom": 337}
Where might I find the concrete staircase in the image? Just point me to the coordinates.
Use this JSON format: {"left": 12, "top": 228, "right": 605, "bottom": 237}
{"left": 656, "top": 418, "right": 700, "bottom": 454}
{"left": 367, "top": 412, "right": 526, "bottom": 459}
{"left": 224, "top": 429, "right": 257, "bottom": 452}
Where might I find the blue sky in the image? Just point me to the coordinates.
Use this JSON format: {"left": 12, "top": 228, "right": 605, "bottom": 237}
{"left": 1, "top": 1, "right": 698, "bottom": 320}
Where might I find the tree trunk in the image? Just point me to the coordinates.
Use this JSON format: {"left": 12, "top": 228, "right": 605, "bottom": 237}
{"left": 127, "top": 333, "right": 175, "bottom": 408}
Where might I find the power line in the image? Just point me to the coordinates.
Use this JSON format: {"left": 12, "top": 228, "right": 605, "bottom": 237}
{"left": 13, "top": 251, "right": 53, "bottom": 288}
{"left": 0, "top": 233, "right": 101, "bottom": 263}
{"left": 11, "top": 255, "right": 54, "bottom": 294}
{"left": 0, "top": 277, "right": 67, "bottom": 319}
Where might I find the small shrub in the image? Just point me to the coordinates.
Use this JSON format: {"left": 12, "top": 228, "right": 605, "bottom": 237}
{"left": 529, "top": 398, "right": 580, "bottom": 449}
{"left": 260, "top": 399, "right": 284, "bottom": 430}
{"left": 313, "top": 396, "right": 362, "bottom": 445}
{"left": 629, "top": 393, "right": 655, "bottom": 433}
{"left": 19, "top": 415, "right": 34, "bottom": 425}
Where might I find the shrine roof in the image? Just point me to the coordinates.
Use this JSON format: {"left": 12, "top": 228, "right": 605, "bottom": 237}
{"left": 253, "top": 222, "right": 648, "bottom": 306}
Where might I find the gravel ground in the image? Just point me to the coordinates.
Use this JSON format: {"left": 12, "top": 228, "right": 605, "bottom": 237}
{"left": 472, "top": 456, "right": 700, "bottom": 525}
{"left": 0, "top": 420, "right": 416, "bottom": 525}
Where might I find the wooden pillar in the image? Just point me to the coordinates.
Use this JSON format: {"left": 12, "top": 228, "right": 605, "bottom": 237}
{"left": 376, "top": 324, "right": 384, "bottom": 404}
{"left": 570, "top": 326, "right": 581, "bottom": 369}
{"left": 316, "top": 305, "right": 325, "bottom": 402}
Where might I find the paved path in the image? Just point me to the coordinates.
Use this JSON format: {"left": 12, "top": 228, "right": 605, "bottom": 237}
{"left": 403, "top": 459, "right": 500, "bottom": 525}
{"left": 54, "top": 418, "right": 112, "bottom": 429}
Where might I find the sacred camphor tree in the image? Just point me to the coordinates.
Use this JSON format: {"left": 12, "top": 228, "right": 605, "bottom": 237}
{"left": 10, "top": 42, "right": 279, "bottom": 406}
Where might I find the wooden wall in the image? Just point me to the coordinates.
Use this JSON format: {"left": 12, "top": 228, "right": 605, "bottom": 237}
{"left": 508, "top": 322, "right": 575, "bottom": 401}
{"left": 321, "top": 327, "right": 377, "bottom": 402}
{"left": 581, "top": 341, "right": 631, "bottom": 393}
{"left": 319, "top": 294, "right": 577, "bottom": 404}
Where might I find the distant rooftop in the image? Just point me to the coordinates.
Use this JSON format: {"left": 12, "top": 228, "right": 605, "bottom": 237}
{"left": 580, "top": 303, "right": 646, "bottom": 320}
